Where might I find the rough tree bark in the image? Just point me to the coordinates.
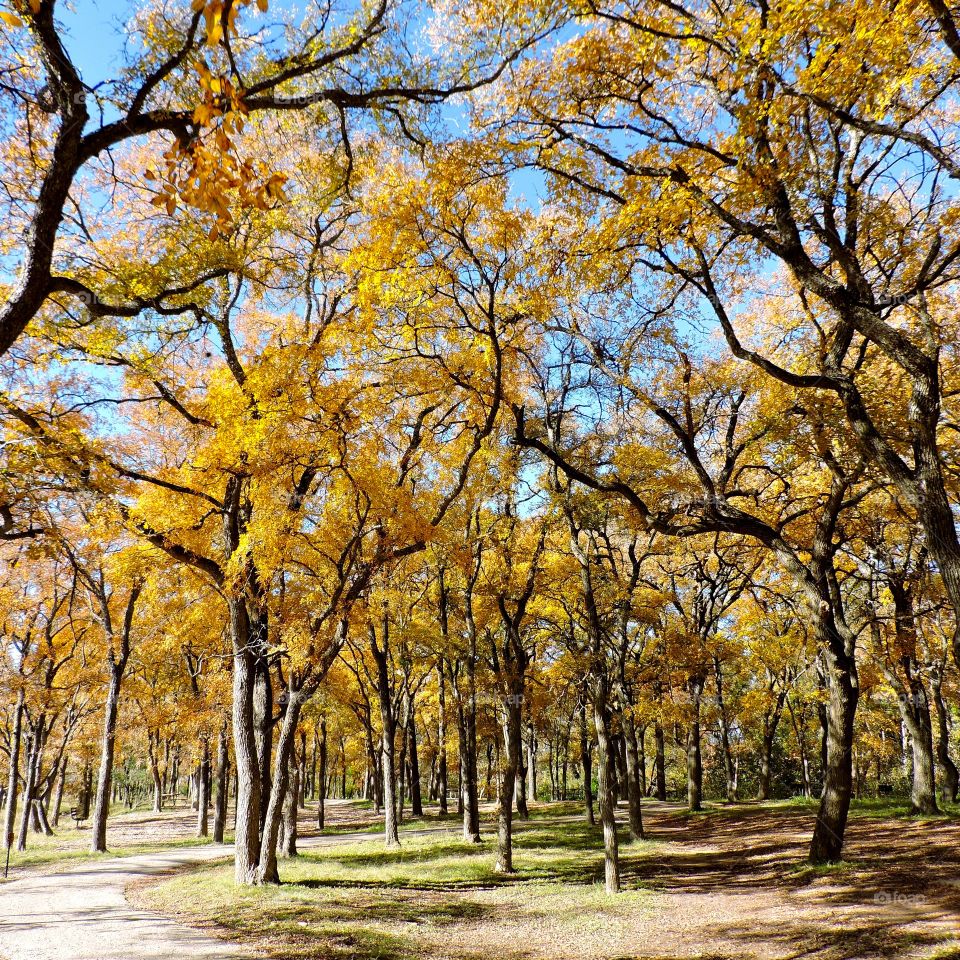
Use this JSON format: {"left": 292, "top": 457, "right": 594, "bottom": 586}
{"left": 622, "top": 710, "right": 645, "bottom": 841}
{"left": 281, "top": 749, "right": 299, "bottom": 857}
{"left": 370, "top": 617, "right": 400, "bottom": 848}
{"left": 685, "top": 674, "right": 704, "bottom": 813}
{"left": 932, "top": 669, "right": 959, "bottom": 803}
{"left": 593, "top": 683, "right": 620, "bottom": 894}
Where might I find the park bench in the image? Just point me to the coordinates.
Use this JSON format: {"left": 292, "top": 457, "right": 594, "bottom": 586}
{"left": 68, "top": 807, "right": 88, "bottom": 828}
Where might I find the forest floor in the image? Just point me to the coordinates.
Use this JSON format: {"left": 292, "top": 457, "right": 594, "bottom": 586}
{"left": 126, "top": 798, "right": 960, "bottom": 960}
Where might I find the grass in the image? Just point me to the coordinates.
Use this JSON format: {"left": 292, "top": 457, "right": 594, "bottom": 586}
{"left": 136, "top": 816, "right": 658, "bottom": 960}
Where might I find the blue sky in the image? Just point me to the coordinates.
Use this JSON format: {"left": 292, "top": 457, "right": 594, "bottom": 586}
{"left": 57, "top": 0, "right": 132, "bottom": 88}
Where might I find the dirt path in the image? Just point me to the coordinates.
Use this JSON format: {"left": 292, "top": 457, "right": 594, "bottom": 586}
{"left": 0, "top": 843, "right": 252, "bottom": 960}
{"left": 0, "top": 818, "right": 452, "bottom": 960}
{"left": 0, "top": 800, "right": 390, "bottom": 960}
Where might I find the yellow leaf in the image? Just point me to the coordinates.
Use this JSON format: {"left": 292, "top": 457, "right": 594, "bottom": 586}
{"left": 0, "top": 10, "right": 22, "bottom": 26}
{"left": 256, "top": 0, "right": 268, "bottom": 10}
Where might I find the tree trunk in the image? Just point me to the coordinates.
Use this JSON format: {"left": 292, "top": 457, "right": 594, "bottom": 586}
{"left": 52, "top": 755, "right": 67, "bottom": 828}
{"left": 580, "top": 703, "right": 594, "bottom": 824}
{"left": 3, "top": 688, "right": 24, "bottom": 855}
{"left": 230, "top": 598, "right": 263, "bottom": 885}
{"left": 593, "top": 681, "right": 620, "bottom": 894}
{"left": 16, "top": 728, "right": 39, "bottom": 852}
{"left": 653, "top": 720, "right": 667, "bottom": 801}
{"left": 253, "top": 654, "right": 273, "bottom": 839}
{"left": 407, "top": 696, "right": 423, "bottom": 818}
{"left": 281, "top": 750, "right": 299, "bottom": 857}
{"left": 622, "top": 711, "right": 644, "bottom": 841}
{"left": 213, "top": 726, "right": 229, "bottom": 843}
{"left": 686, "top": 675, "right": 704, "bottom": 813}
{"left": 495, "top": 692, "right": 522, "bottom": 873}
{"left": 451, "top": 661, "right": 481, "bottom": 842}
{"left": 91, "top": 664, "right": 124, "bottom": 853}
{"left": 148, "top": 735, "right": 163, "bottom": 813}
{"left": 317, "top": 718, "right": 327, "bottom": 829}
{"left": 526, "top": 718, "right": 537, "bottom": 803}
{"left": 197, "top": 738, "right": 211, "bottom": 837}
{"left": 256, "top": 691, "right": 304, "bottom": 884}
{"left": 515, "top": 744, "right": 529, "bottom": 820}
{"left": 932, "top": 672, "right": 959, "bottom": 803}
{"left": 298, "top": 729, "right": 307, "bottom": 809}
{"left": 713, "top": 657, "right": 737, "bottom": 802}
{"left": 437, "top": 659, "right": 448, "bottom": 816}
{"left": 809, "top": 652, "right": 858, "bottom": 864}
{"left": 758, "top": 731, "right": 775, "bottom": 801}
{"left": 897, "top": 684, "right": 938, "bottom": 814}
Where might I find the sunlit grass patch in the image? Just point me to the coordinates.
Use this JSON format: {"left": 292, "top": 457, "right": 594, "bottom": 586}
{"left": 137, "top": 817, "right": 660, "bottom": 960}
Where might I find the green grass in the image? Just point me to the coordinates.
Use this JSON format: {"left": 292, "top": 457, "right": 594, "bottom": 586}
{"left": 137, "top": 816, "right": 658, "bottom": 960}
{"left": 845, "top": 796, "right": 960, "bottom": 821}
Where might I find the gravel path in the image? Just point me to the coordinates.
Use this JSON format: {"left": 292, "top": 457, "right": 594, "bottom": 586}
{"left": 0, "top": 821, "right": 413, "bottom": 960}
{"left": 0, "top": 843, "right": 251, "bottom": 960}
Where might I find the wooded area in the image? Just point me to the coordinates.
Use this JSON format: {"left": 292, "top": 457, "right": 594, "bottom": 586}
{"left": 2, "top": 0, "right": 960, "bottom": 948}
